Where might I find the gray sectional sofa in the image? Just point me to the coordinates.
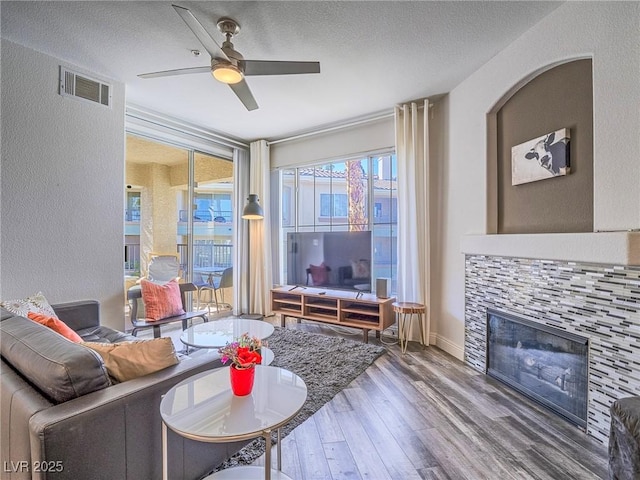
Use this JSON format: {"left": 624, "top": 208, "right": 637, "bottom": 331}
{"left": 0, "top": 300, "right": 244, "bottom": 479}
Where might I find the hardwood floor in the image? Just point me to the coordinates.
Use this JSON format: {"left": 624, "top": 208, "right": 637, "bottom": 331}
{"left": 250, "top": 316, "right": 609, "bottom": 480}
{"left": 134, "top": 313, "right": 608, "bottom": 479}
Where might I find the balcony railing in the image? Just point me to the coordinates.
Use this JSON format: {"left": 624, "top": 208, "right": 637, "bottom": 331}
{"left": 179, "top": 210, "right": 233, "bottom": 223}
{"left": 177, "top": 243, "right": 233, "bottom": 275}
{"left": 124, "top": 242, "right": 232, "bottom": 276}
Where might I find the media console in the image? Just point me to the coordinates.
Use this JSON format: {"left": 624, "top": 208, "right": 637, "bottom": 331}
{"left": 270, "top": 285, "right": 396, "bottom": 343}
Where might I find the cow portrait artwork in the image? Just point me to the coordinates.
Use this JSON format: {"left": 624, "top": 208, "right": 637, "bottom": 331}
{"left": 511, "top": 128, "right": 570, "bottom": 185}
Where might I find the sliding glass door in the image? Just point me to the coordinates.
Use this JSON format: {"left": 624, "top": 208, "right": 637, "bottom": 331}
{"left": 188, "top": 152, "right": 235, "bottom": 309}
{"left": 124, "top": 134, "right": 234, "bottom": 317}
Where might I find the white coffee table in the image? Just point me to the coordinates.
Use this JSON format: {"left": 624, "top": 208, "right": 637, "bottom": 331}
{"left": 181, "top": 317, "right": 274, "bottom": 348}
{"left": 160, "top": 365, "right": 307, "bottom": 480}
{"left": 181, "top": 317, "right": 275, "bottom": 364}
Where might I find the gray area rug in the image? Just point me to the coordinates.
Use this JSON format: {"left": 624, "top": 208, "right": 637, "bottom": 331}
{"left": 213, "top": 326, "right": 386, "bottom": 471}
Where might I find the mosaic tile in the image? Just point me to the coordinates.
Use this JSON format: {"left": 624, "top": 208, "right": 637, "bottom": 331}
{"left": 464, "top": 255, "right": 640, "bottom": 444}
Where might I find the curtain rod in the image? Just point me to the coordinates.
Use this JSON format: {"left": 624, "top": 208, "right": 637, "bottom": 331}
{"left": 269, "top": 100, "right": 434, "bottom": 146}
{"left": 396, "top": 100, "right": 434, "bottom": 110}
{"left": 269, "top": 111, "right": 395, "bottom": 146}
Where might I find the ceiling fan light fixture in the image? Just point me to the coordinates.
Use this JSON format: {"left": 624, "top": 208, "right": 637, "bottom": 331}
{"left": 212, "top": 63, "right": 243, "bottom": 84}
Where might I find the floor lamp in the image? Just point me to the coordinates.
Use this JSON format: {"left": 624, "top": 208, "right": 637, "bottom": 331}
{"left": 242, "top": 194, "right": 264, "bottom": 317}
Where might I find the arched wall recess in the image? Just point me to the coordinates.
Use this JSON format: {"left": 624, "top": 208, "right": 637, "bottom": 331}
{"left": 486, "top": 58, "right": 594, "bottom": 234}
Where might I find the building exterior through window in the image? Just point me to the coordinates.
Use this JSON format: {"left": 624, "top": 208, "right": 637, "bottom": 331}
{"left": 281, "top": 153, "right": 398, "bottom": 294}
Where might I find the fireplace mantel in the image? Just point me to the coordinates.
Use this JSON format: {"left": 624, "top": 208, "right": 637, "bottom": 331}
{"left": 460, "top": 232, "right": 640, "bottom": 266}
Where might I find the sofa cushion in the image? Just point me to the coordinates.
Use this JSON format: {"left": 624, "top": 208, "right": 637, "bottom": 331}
{"left": 82, "top": 337, "right": 179, "bottom": 382}
{"left": 27, "top": 312, "right": 83, "bottom": 343}
{"left": 0, "top": 315, "right": 111, "bottom": 403}
{"left": 140, "top": 279, "right": 185, "bottom": 320}
{"left": 52, "top": 300, "right": 101, "bottom": 331}
{"left": 77, "top": 325, "right": 137, "bottom": 343}
{"left": 1, "top": 291, "right": 58, "bottom": 318}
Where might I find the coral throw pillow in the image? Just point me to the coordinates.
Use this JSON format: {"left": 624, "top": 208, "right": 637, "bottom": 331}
{"left": 82, "top": 338, "right": 179, "bottom": 382}
{"left": 140, "top": 279, "right": 185, "bottom": 321}
{"left": 27, "top": 312, "right": 83, "bottom": 343}
{"left": 309, "top": 262, "right": 329, "bottom": 286}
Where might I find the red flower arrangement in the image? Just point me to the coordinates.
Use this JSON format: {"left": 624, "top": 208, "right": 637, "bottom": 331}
{"left": 218, "top": 333, "right": 262, "bottom": 369}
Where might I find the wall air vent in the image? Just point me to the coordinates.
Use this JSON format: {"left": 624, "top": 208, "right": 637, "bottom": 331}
{"left": 59, "top": 66, "right": 112, "bottom": 107}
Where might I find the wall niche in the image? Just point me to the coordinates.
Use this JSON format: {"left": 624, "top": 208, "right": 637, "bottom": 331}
{"left": 496, "top": 59, "right": 593, "bottom": 234}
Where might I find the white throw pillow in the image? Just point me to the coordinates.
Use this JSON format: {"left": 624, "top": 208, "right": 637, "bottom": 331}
{"left": 1, "top": 291, "right": 58, "bottom": 318}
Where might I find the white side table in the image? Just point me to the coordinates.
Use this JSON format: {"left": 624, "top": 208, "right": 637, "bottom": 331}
{"left": 160, "top": 365, "right": 307, "bottom": 480}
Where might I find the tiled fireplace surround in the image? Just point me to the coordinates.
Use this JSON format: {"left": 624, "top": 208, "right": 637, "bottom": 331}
{"left": 464, "top": 253, "right": 640, "bottom": 444}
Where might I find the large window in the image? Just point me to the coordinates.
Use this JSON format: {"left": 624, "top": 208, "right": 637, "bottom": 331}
{"left": 281, "top": 153, "right": 397, "bottom": 294}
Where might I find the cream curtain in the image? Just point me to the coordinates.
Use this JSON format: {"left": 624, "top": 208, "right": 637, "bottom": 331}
{"left": 247, "top": 140, "right": 273, "bottom": 315}
{"left": 395, "top": 100, "right": 431, "bottom": 344}
{"left": 233, "top": 148, "right": 249, "bottom": 315}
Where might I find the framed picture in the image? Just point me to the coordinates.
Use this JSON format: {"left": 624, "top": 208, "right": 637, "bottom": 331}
{"left": 511, "top": 128, "right": 570, "bottom": 185}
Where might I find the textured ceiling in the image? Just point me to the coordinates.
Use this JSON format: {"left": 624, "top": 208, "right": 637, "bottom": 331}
{"left": 1, "top": 1, "right": 561, "bottom": 142}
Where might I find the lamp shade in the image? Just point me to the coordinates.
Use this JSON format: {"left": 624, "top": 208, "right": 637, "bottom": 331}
{"left": 242, "top": 194, "right": 264, "bottom": 220}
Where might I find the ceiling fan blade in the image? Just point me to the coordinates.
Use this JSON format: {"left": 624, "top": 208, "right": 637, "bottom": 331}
{"left": 138, "top": 66, "right": 211, "bottom": 79}
{"left": 243, "top": 60, "right": 321, "bottom": 76}
{"left": 172, "top": 4, "right": 228, "bottom": 61}
{"left": 229, "top": 79, "right": 258, "bottom": 111}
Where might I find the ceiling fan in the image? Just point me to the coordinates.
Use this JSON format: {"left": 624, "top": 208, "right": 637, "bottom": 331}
{"left": 139, "top": 4, "right": 321, "bottom": 111}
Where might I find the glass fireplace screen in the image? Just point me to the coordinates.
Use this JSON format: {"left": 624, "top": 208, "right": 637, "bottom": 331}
{"left": 486, "top": 308, "right": 588, "bottom": 429}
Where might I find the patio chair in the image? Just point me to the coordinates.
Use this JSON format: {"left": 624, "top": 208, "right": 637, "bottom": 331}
{"left": 127, "top": 282, "right": 207, "bottom": 338}
{"left": 128, "top": 253, "right": 182, "bottom": 320}
{"left": 194, "top": 270, "right": 216, "bottom": 310}
{"left": 146, "top": 253, "right": 181, "bottom": 284}
{"left": 197, "top": 267, "right": 233, "bottom": 314}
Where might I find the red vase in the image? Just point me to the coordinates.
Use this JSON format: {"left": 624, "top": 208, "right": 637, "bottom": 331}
{"left": 229, "top": 364, "right": 255, "bottom": 396}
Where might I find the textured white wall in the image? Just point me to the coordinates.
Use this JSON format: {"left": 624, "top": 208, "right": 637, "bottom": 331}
{"left": 1, "top": 40, "right": 126, "bottom": 330}
{"left": 436, "top": 2, "right": 640, "bottom": 359}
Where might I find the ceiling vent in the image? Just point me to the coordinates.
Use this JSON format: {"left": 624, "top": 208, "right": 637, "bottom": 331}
{"left": 59, "top": 66, "right": 111, "bottom": 107}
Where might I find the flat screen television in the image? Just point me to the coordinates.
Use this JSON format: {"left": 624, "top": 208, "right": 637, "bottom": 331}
{"left": 287, "top": 231, "right": 372, "bottom": 292}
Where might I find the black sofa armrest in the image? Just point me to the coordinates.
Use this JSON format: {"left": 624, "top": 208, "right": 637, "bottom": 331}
{"left": 1, "top": 359, "right": 53, "bottom": 480}
{"left": 52, "top": 300, "right": 100, "bottom": 331}
{"left": 27, "top": 352, "right": 245, "bottom": 480}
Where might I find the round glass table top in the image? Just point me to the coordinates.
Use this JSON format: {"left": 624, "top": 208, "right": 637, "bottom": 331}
{"left": 160, "top": 365, "right": 307, "bottom": 442}
{"left": 181, "top": 317, "right": 275, "bottom": 349}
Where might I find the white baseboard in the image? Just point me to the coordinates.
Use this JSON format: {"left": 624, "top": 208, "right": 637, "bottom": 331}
{"left": 432, "top": 333, "right": 464, "bottom": 361}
